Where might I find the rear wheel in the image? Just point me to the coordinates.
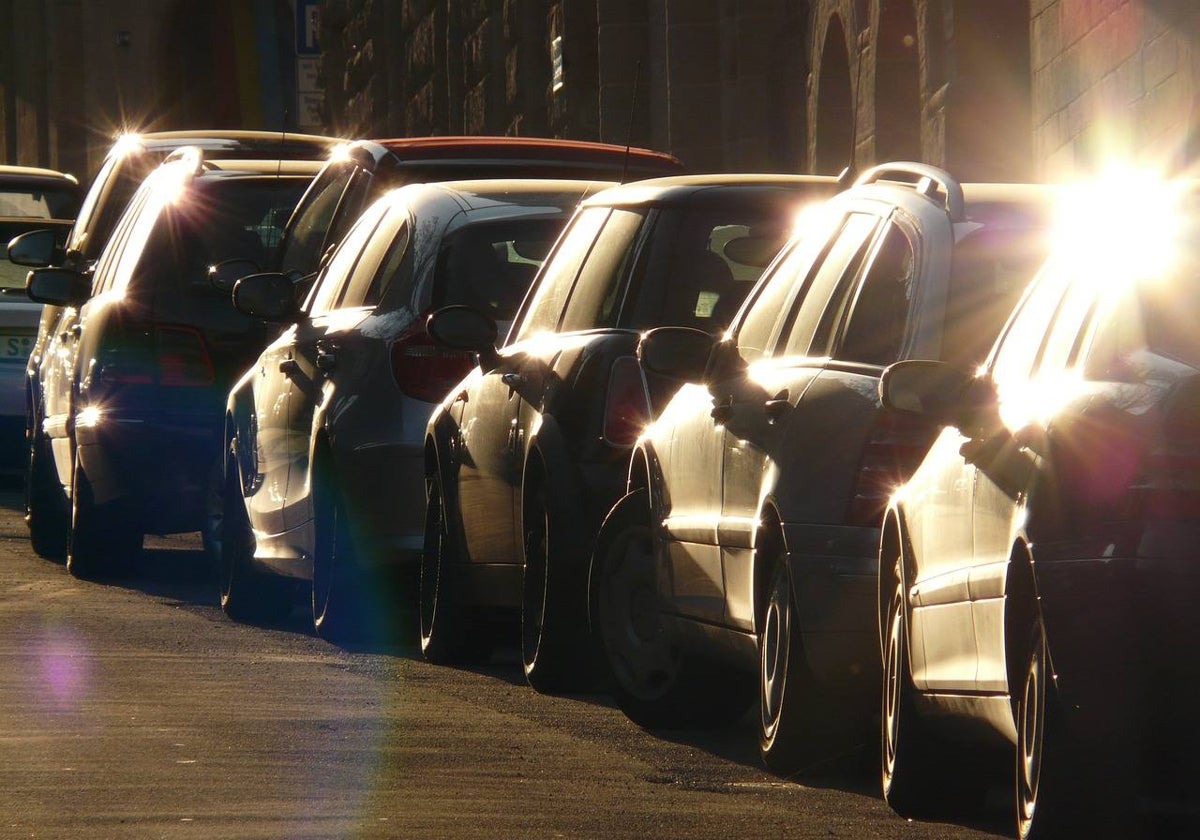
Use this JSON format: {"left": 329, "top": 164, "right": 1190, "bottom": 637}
{"left": 521, "top": 481, "right": 592, "bottom": 694}
{"left": 25, "top": 420, "right": 68, "bottom": 560}
{"left": 592, "top": 489, "right": 751, "bottom": 728}
{"left": 66, "top": 457, "right": 142, "bottom": 580}
{"left": 311, "top": 460, "right": 367, "bottom": 642}
{"left": 758, "top": 556, "right": 835, "bottom": 774}
{"left": 420, "top": 475, "right": 491, "bottom": 664}
{"left": 219, "top": 447, "right": 292, "bottom": 623}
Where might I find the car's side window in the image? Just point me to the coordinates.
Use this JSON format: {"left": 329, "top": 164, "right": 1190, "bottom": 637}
{"left": 277, "top": 162, "right": 357, "bottom": 276}
{"left": 360, "top": 217, "right": 410, "bottom": 308}
{"left": 90, "top": 187, "right": 148, "bottom": 294}
{"left": 778, "top": 212, "right": 881, "bottom": 358}
{"left": 558, "top": 208, "right": 647, "bottom": 332}
{"left": 989, "top": 263, "right": 1074, "bottom": 389}
{"left": 834, "top": 222, "right": 916, "bottom": 366}
{"left": 304, "top": 198, "right": 390, "bottom": 316}
{"left": 340, "top": 208, "right": 407, "bottom": 309}
{"left": 1035, "top": 273, "right": 1097, "bottom": 376}
{"left": 105, "top": 188, "right": 165, "bottom": 295}
{"left": 733, "top": 211, "right": 847, "bottom": 363}
{"left": 514, "top": 206, "right": 610, "bottom": 340}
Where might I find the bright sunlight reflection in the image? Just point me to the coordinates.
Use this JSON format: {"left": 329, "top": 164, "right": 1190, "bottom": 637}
{"left": 1053, "top": 164, "right": 1187, "bottom": 288}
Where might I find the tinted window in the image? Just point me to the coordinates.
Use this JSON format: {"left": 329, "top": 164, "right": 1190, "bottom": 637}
{"left": 990, "top": 265, "right": 1073, "bottom": 388}
{"left": 277, "top": 162, "right": 356, "bottom": 276}
{"left": 342, "top": 210, "right": 407, "bottom": 309}
{"left": 780, "top": 212, "right": 880, "bottom": 357}
{"left": 559, "top": 208, "right": 646, "bottom": 331}
{"left": 0, "top": 186, "right": 78, "bottom": 219}
{"left": 434, "top": 218, "right": 565, "bottom": 324}
{"left": 516, "top": 207, "right": 610, "bottom": 340}
{"left": 620, "top": 201, "right": 791, "bottom": 331}
{"left": 306, "top": 198, "right": 390, "bottom": 316}
{"left": 836, "top": 223, "right": 916, "bottom": 365}
{"left": 126, "top": 177, "right": 312, "bottom": 298}
{"left": 942, "top": 224, "right": 1049, "bottom": 368}
{"left": 80, "top": 154, "right": 158, "bottom": 262}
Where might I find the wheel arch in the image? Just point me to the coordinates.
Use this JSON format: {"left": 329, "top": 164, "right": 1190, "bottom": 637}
{"left": 751, "top": 500, "right": 788, "bottom": 635}
{"left": 1003, "top": 538, "right": 1043, "bottom": 706}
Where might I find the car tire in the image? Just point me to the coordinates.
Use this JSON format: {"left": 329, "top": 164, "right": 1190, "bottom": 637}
{"left": 25, "top": 420, "right": 68, "bottom": 560}
{"left": 592, "top": 489, "right": 753, "bottom": 728}
{"left": 218, "top": 448, "right": 292, "bottom": 624}
{"left": 200, "top": 455, "right": 223, "bottom": 572}
{"left": 311, "top": 460, "right": 367, "bottom": 642}
{"left": 521, "top": 480, "right": 593, "bottom": 694}
{"left": 420, "top": 474, "right": 491, "bottom": 664}
{"left": 66, "top": 457, "right": 142, "bottom": 580}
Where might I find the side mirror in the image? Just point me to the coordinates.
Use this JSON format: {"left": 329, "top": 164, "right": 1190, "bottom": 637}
{"left": 427, "top": 305, "right": 498, "bottom": 371}
{"left": 639, "top": 327, "right": 715, "bottom": 381}
{"left": 209, "top": 259, "right": 260, "bottom": 294}
{"left": 26, "top": 267, "right": 90, "bottom": 307}
{"left": 233, "top": 272, "right": 300, "bottom": 322}
{"left": 8, "top": 229, "right": 58, "bottom": 268}
{"left": 879, "top": 360, "right": 980, "bottom": 428}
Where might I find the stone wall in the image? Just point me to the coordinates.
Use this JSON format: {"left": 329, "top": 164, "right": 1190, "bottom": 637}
{"left": 1031, "top": 0, "right": 1200, "bottom": 179}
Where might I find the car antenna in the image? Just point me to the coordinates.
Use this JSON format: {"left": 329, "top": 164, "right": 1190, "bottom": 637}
{"left": 619, "top": 61, "right": 643, "bottom": 185}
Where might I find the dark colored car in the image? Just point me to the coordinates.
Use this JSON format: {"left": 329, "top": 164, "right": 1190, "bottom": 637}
{"left": 272, "top": 136, "right": 685, "bottom": 281}
{"left": 27, "top": 153, "right": 322, "bottom": 577}
{"left": 221, "top": 178, "right": 609, "bottom": 639}
{"left": 877, "top": 178, "right": 1200, "bottom": 835}
{"left": 421, "top": 173, "right": 838, "bottom": 692}
{"left": 13, "top": 130, "right": 334, "bottom": 558}
{"left": 588, "top": 164, "right": 1056, "bottom": 773}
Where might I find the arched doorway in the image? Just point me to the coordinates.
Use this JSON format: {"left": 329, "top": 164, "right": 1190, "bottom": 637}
{"left": 875, "top": 0, "right": 921, "bottom": 163}
{"left": 815, "top": 15, "right": 854, "bottom": 175}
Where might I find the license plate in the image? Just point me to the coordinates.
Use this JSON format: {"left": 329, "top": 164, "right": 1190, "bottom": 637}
{"left": 0, "top": 334, "right": 34, "bottom": 361}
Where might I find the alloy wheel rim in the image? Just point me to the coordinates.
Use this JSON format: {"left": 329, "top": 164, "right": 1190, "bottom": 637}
{"left": 760, "top": 571, "right": 788, "bottom": 736}
{"left": 883, "top": 590, "right": 903, "bottom": 783}
{"left": 1018, "top": 634, "right": 1044, "bottom": 830}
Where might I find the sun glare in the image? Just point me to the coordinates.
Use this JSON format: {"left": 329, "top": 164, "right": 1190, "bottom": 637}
{"left": 1053, "top": 165, "right": 1187, "bottom": 288}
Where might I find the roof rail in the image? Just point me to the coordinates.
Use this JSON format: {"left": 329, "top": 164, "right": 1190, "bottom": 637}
{"left": 853, "top": 162, "right": 965, "bottom": 222}
{"left": 161, "top": 145, "right": 206, "bottom": 176}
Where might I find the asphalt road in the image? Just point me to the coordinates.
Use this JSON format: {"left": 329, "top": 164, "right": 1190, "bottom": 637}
{"left": 0, "top": 482, "right": 1013, "bottom": 840}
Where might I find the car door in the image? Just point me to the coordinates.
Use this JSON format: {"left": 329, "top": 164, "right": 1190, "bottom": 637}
{"left": 969, "top": 266, "right": 1088, "bottom": 692}
{"left": 713, "top": 211, "right": 883, "bottom": 630}
{"left": 454, "top": 206, "right": 612, "bottom": 564}
{"left": 277, "top": 198, "right": 392, "bottom": 531}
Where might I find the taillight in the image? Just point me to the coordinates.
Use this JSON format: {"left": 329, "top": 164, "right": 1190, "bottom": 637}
{"left": 602, "top": 356, "right": 651, "bottom": 446}
{"left": 97, "top": 325, "right": 214, "bottom": 388}
{"left": 847, "top": 409, "right": 937, "bottom": 526}
{"left": 391, "top": 318, "right": 475, "bottom": 402}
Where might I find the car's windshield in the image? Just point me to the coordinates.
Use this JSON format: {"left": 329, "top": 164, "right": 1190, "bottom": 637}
{"left": 0, "top": 186, "right": 79, "bottom": 220}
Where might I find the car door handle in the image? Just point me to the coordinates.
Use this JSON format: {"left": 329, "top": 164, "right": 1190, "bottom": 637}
{"left": 316, "top": 350, "right": 337, "bottom": 372}
{"left": 279, "top": 359, "right": 298, "bottom": 375}
{"left": 764, "top": 390, "right": 790, "bottom": 421}
{"left": 501, "top": 372, "right": 526, "bottom": 388}
{"left": 711, "top": 397, "right": 733, "bottom": 424}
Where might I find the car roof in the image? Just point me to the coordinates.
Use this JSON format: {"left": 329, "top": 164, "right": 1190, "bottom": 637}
{"left": 402, "top": 178, "right": 617, "bottom": 212}
{"left": 335, "top": 136, "right": 685, "bottom": 179}
{"left": 580, "top": 173, "right": 841, "bottom": 207}
{"left": 0, "top": 164, "right": 79, "bottom": 186}
{"left": 107, "top": 130, "right": 337, "bottom": 161}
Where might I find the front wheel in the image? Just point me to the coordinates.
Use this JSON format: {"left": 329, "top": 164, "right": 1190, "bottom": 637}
{"left": 591, "top": 489, "right": 751, "bottom": 729}
{"left": 521, "top": 481, "right": 591, "bottom": 694}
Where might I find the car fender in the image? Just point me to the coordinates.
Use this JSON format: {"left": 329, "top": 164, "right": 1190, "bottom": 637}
{"left": 520, "top": 414, "right": 587, "bottom": 534}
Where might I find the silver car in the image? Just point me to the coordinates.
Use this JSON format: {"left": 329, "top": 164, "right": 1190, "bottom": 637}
{"left": 221, "top": 178, "right": 611, "bottom": 639}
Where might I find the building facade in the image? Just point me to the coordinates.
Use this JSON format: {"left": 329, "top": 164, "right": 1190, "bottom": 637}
{"left": 0, "top": 1, "right": 1197, "bottom": 185}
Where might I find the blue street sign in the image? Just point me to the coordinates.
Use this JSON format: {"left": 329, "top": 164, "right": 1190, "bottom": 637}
{"left": 296, "top": 0, "right": 320, "bottom": 55}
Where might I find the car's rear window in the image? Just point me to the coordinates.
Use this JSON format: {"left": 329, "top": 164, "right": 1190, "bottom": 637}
{"left": 432, "top": 218, "right": 565, "bottom": 325}
{"left": 619, "top": 199, "right": 794, "bottom": 332}
{"left": 0, "top": 185, "right": 78, "bottom": 220}
{"left": 942, "top": 220, "right": 1051, "bottom": 367}
{"left": 131, "top": 178, "right": 311, "bottom": 296}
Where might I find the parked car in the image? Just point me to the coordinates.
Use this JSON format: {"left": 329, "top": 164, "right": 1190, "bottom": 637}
{"left": 877, "top": 175, "right": 1200, "bottom": 836}
{"left": 270, "top": 136, "right": 685, "bottom": 282}
{"left": 27, "top": 151, "right": 323, "bottom": 578}
{"left": 0, "top": 165, "right": 81, "bottom": 467}
{"left": 422, "top": 173, "right": 839, "bottom": 691}
{"left": 221, "top": 178, "right": 610, "bottom": 639}
{"left": 13, "top": 129, "right": 334, "bottom": 558}
{"left": 588, "top": 164, "right": 1056, "bottom": 773}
